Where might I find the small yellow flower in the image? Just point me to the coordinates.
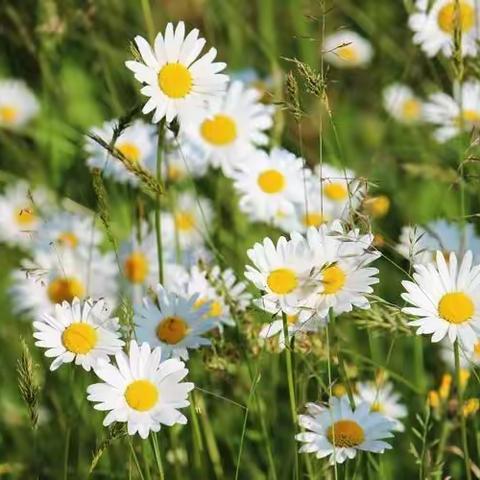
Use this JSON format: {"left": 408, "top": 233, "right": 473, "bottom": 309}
{"left": 460, "top": 368, "right": 471, "bottom": 390}
{"left": 463, "top": 398, "right": 480, "bottom": 417}
{"left": 364, "top": 195, "right": 390, "bottom": 219}
{"left": 439, "top": 373, "right": 452, "bottom": 400}
{"left": 428, "top": 390, "right": 440, "bottom": 408}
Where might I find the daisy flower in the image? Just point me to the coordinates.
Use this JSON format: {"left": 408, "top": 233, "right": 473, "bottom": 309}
{"left": 232, "top": 148, "right": 305, "bottom": 223}
{"left": 296, "top": 396, "right": 395, "bottom": 464}
{"left": 11, "top": 248, "right": 118, "bottom": 319}
{"left": 300, "top": 222, "right": 380, "bottom": 316}
{"left": 383, "top": 83, "right": 424, "bottom": 124}
{"left": 161, "top": 192, "right": 213, "bottom": 249}
{"left": 314, "top": 164, "right": 362, "bottom": 219}
{"left": 409, "top": 0, "right": 480, "bottom": 58}
{"left": 402, "top": 251, "right": 480, "bottom": 350}
{"left": 182, "top": 80, "right": 274, "bottom": 175}
{"left": 85, "top": 119, "right": 156, "bottom": 185}
{"left": 125, "top": 21, "right": 228, "bottom": 124}
{"left": 0, "top": 79, "right": 39, "bottom": 129}
{"left": 33, "top": 298, "right": 124, "bottom": 371}
{"left": 0, "top": 180, "right": 51, "bottom": 249}
{"left": 423, "top": 80, "right": 480, "bottom": 142}
{"left": 208, "top": 265, "right": 252, "bottom": 313}
{"left": 87, "top": 340, "right": 194, "bottom": 439}
{"left": 244, "top": 234, "right": 312, "bottom": 315}
{"left": 355, "top": 381, "right": 407, "bottom": 432}
{"left": 134, "top": 284, "right": 217, "bottom": 360}
{"left": 34, "top": 210, "right": 102, "bottom": 253}
{"left": 323, "top": 30, "right": 373, "bottom": 69}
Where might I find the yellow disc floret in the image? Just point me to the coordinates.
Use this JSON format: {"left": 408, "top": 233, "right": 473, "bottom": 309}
{"left": 437, "top": 1, "right": 475, "bottom": 34}
{"left": 257, "top": 169, "right": 286, "bottom": 194}
{"left": 156, "top": 316, "right": 189, "bottom": 344}
{"left": 61, "top": 323, "right": 97, "bottom": 354}
{"left": 47, "top": 277, "right": 85, "bottom": 304}
{"left": 124, "top": 251, "right": 149, "bottom": 284}
{"left": 327, "top": 420, "right": 365, "bottom": 448}
{"left": 322, "top": 265, "right": 346, "bottom": 294}
{"left": 438, "top": 292, "right": 474, "bottom": 324}
{"left": 267, "top": 268, "right": 298, "bottom": 295}
{"left": 158, "top": 63, "right": 193, "bottom": 98}
{"left": 124, "top": 380, "right": 159, "bottom": 411}
{"left": 200, "top": 114, "right": 237, "bottom": 146}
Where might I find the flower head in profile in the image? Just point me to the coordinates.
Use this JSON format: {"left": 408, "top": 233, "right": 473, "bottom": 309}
{"left": 355, "top": 381, "right": 407, "bottom": 432}
{"left": 383, "top": 83, "right": 423, "bottom": 124}
{"left": 87, "top": 341, "right": 194, "bottom": 438}
{"left": 409, "top": 0, "right": 480, "bottom": 58}
{"left": 134, "top": 284, "right": 216, "bottom": 360}
{"left": 323, "top": 31, "right": 373, "bottom": 69}
{"left": 423, "top": 80, "right": 480, "bottom": 142}
{"left": 126, "top": 22, "right": 228, "bottom": 124}
{"left": 85, "top": 120, "right": 156, "bottom": 185}
{"left": 33, "top": 298, "right": 123, "bottom": 371}
{"left": 296, "top": 396, "right": 395, "bottom": 464}
{"left": 0, "top": 79, "right": 39, "bottom": 129}
{"left": 402, "top": 251, "right": 480, "bottom": 350}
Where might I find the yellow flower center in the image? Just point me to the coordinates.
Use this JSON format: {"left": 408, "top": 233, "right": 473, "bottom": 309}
{"left": 200, "top": 114, "right": 238, "bottom": 146}
{"left": 371, "top": 401, "right": 384, "bottom": 413}
{"left": 257, "top": 169, "right": 286, "bottom": 194}
{"left": 459, "top": 109, "right": 480, "bottom": 126}
{"left": 195, "top": 298, "right": 223, "bottom": 317}
{"left": 324, "top": 182, "right": 348, "bottom": 201}
{"left": 327, "top": 420, "right": 365, "bottom": 448}
{"left": 124, "top": 251, "right": 149, "bottom": 284}
{"left": 267, "top": 268, "right": 298, "bottom": 294}
{"left": 302, "top": 212, "right": 325, "bottom": 227}
{"left": 337, "top": 45, "right": 359, "bottom": 63}
{"left": 287, "top": 314, "right": 299, "bottom": 325}
{"left": 402, "top": 99, "right": 421, "bottom": 121}
{"left": 47, "top": 277, "right": 85, "bottom": 304}
{"left": 58, "top": 232, "right": 78, "bottom": 249}
{"left": 156, "top": 316, "right": 189, "bottom": 344}
{"left": 474, "top": 342, "right": 480, "bottom": 358}
{"left": 322, "top": 265, "right": 346, "bottom": 294}
{"left": 117, "top": 142, "right": 141, "bottom": 162}
{"left": 438, "top": 292, "right": 474, "bottom": 324}
{"left": 14, "top": 207, "right": 36, "bottom": 226}
{"left": 364, "top": 195, "right": 390, "bottom": 218}
{"left": 167, "top": 164, "right": 184, "bottom": 182}
{"left": 124, "top": 380, "right": 159, "bottom": 411}
{"left": 158, "top": 63, "right": 193, "bottom": 99}
{"left": 0, "top": 105, "right": 18, "bottom": 124}
{"left": 61, "top": 322, "right": 97, "bottom": 354}
{"left": 175, "top": 211, "right": 196, "bottom": 232}
{"left": 332, "top": 384, "right": 347, "bottom": 397}
{"left": 437, "top": 1, "right": 475, "bottom": 34}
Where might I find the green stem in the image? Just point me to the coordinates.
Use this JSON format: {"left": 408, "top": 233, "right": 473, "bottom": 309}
{"left": 434, "top": 421, "right": 452, "bottom": 480}
{"left": 140, "top": 0, "right": 155, "bottom": 43}
{"left": 455, "top": 340, "right": 472, "bottom": 480}
{"left": 128, "top": 438, "right": 146, "bottom": 480}
{"left": 155, "top": 122, "right": 165, "bottom": 285}
{"left": 189, "top": 393, "right": 205, "bottom": 473}
{"left": 150, "top": 434, "right": 165, "bottom": 480}
{"left": 281, "top": 313, "right": 299, "bottom": 480}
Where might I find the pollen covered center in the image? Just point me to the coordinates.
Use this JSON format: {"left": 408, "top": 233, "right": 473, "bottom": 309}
{"left": 460, "top": 109, "right": 480, "bottom": 126}
{"left": 324, "top": 182, "right": 348, "bottom": 201}
{"left": 402, "top": 99, "right": 421, "bottom": 120}
{"left": 125, "top": 380, "right": 159, "bottom": 411}
{"left": 327, "top": 419, "right": 365, "bottom": 448}
{"left": 302, "top": 212, "right": 325, "bottom": 227}
{"left": 322, "top": 265, "right": 346, "bottom": 294}
{"left": 437, "top": 2, "right": 475, "bottom": 34}
{"left": 175, "top": 211, "right": 196, "bottom": 231}
{"left": 195, "top": 298, "right": 223, "bottom": 317}
{"left": 257, "top": 169, "right": 286, "bottom": 194}
{"left": 438, "top": 292, "right": 474, "bottom": 324}
{"left": 156, "top": 316, "right": 189, "bottom": 344}
{"left": 337, "top": 45, "right": 359, "bottom": 63}
{"left": 47, "top": 277, "right": 85, "bottom": 304}
{"left": 58, "top": 232, "right": 78, "bottom": 249}
{"left": 118, "top": 142, "right": 141, "bottom": 162}
{"left": 158, "top": 63, "right": 193, "bottom": 99}
{"left": 267, "top": 268, "right": 298, "bottom": 294}
{"left": 124, "top": 251, "right": 149, "bottom": 284}
{"left": 200, "top": 114, "right": 238, "bottom": 146}
{"left": 14, "top": 207, "right": 36, "bottom": 226}
{"left": 62, "top": 322, "right": 98, "bottom": 354}
{"left": 0, "top": 105, "right": 18, "bottom": 124}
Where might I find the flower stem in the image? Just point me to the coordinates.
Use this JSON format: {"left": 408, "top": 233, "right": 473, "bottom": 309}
{"left": 155, "top": 121, "right": 165, "bottom": 285}
{"left": 150, "top": 434, "right": 165, "bottom": 480}
{"left": 454, "top": 339, "right": 472, "bottom": 480}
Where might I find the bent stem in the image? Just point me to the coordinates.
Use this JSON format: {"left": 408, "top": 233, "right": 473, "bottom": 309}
{"left": 150, "top": 434, "right": 165, "bottom": 480}
{"left": 454, "top": 339, "right": 471, "bottom": 480}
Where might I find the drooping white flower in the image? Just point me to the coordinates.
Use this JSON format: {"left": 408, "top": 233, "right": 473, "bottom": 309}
{"left": 323, "top": 31, "right": 373, "bottom": 68}
{"left": 383, "top": 83, "right": 424, "bottom": 124}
